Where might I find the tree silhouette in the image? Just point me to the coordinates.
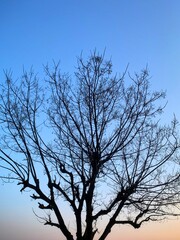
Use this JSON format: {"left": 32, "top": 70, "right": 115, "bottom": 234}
{"left": 0, "top": 52, "right": 180, "bottom": 240}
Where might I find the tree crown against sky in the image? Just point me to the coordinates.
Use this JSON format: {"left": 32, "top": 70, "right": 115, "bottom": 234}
{"left": 0, "top": 52, "right": 180, "bottom": 240}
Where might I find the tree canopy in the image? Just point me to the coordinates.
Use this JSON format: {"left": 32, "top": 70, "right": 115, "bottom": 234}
{"left": 0, "top": 52, "right": 180, "bottom": 240}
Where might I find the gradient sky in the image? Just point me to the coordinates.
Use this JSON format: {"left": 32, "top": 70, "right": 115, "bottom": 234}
{"left": 0, "top": 1, "right": 180, "bottom": 240}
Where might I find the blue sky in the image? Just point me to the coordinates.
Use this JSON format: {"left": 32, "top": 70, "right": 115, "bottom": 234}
{"left": 0, "top": 1, "right": 180, "bottom": 240}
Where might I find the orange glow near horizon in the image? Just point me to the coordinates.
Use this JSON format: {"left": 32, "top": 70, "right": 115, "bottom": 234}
{"left": 106, "top": 220, "right": 180, "bottom": 240}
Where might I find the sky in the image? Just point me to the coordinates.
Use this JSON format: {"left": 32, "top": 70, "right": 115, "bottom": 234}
{"left": 0, "top": 0, "right": 180, "bottom": 240}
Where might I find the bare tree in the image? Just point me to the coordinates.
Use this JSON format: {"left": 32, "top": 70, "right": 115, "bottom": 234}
{"left": 0, "top": 52, "right": 180, "bottom": 240}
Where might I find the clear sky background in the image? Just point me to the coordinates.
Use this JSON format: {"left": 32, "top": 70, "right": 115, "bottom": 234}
{"left": 0, "top": 0, "right": 180, "bottom": 240}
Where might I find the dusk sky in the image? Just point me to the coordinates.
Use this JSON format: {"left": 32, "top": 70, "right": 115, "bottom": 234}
{"left": 0, "top": 1, "right": 180, "bottom": 240}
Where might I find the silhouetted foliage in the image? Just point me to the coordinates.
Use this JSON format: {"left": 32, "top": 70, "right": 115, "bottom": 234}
{"left": 0, "top": 52, "right": 180, "bottom": 240}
